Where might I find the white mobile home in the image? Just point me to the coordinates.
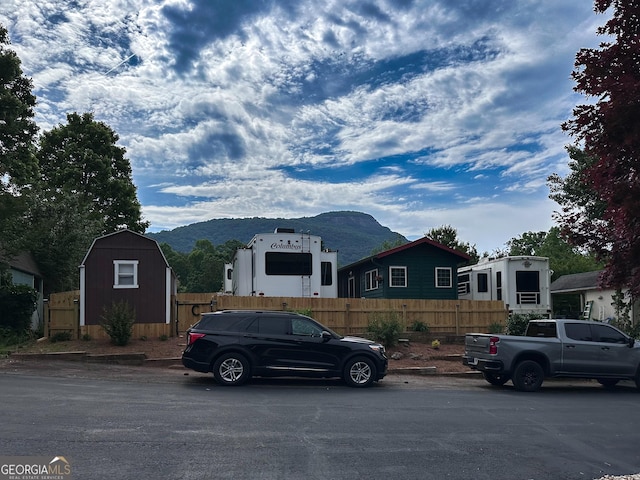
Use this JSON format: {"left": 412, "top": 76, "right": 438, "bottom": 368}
{"left": 457, "top": 256, "right": 552, "bottom": 316}
{"left": 223, "top": 228, "right": 338, "bottom": 298}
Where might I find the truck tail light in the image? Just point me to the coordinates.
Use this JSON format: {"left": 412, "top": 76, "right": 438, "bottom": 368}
{"left": 489, "top": 336, "right": 500, "bottom": 355}
{"left": 187, "top": 332, "right": 206, "bottom": 345}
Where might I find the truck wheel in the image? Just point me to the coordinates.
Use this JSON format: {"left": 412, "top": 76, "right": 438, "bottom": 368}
{"left": 512, "top": 360, "right": 544, "bottom": 392}
{"left": 483, "top": 372, "right": 510, "bottom": 386}
{"left": 597, "top": 378, "right": 619, "bottom": 388}
{"left": 213, "top": 353, "right": 251, "bottom": 386}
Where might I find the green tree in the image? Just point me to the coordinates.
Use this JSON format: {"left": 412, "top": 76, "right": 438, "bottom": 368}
{"left": 0, "top": 25, "right": 38, "bottom": 254}
{"left": 370, "top": 234, "right": 407, "bottom": 255}
{"left": 26, "top": 194, "right": 102, "bottom": 294}
{"left": 425, "top": 225, "right": 479, "bottom": 263}
{"left": 558, "top": 0, "right": 640, "bottom": 297}
{"left": 37, "top": 112, "right": 148, "bottom": 235}
{"left": 161, "top": 239, "right": 244, "bottom": 293}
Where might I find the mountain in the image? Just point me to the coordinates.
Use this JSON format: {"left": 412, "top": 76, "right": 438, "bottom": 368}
{"left": 146, "top": 211, "right": 406, "bottom": 266}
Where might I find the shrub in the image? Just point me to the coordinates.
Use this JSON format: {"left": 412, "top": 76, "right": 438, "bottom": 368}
{"left": 488, "top": 322, "right": 505, "bottom": 334}
{"left": 159, "top": 334, "right": 168, "bottom": 341}
{"left": 506, "top": 313, "right": 544, "bottom": 336}
{"left": 366, "top": 311, "right": 403, "bottom": 347}
{"left": 293, "top": 308, "right": 314, "bottom": 318}
{"left": 0, "top": 283, "right": 38, "bottom": 332}
{"left": 81, "top": 333, "right": 91, "bottom": 341}
{"left": 50, "top": 331, "right": 73, "bottom": 343}
{"left": 0, "top": 326, "right": 32, "bottom": 348}
{"left": 411, "top": 320, "right": 430, "bottom": 333}
{"left": 431, "top": 339, "right": 440, "bottom": 349}
{"left": 101, "top": 300, "right": 135, "bottom": 346}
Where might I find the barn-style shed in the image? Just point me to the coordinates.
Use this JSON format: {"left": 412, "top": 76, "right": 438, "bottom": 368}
{"left": 79, "top": 229, "right": 177, "bottom": 338}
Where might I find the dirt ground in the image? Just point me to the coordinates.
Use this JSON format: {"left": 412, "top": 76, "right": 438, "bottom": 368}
{"left": 11, "top": 335, "right": 470, "bottom": 373}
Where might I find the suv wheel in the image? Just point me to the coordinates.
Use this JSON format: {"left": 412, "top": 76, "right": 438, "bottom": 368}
{"left": 213, "top": 353, "right": 250, "bottom": 386}
{"left": 343, "top": 357, "right": 376, "bottom": 388}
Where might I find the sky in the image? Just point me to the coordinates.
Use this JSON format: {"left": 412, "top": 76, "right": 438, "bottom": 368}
{"left": 0, "top": 1, "right": 606, "bottom": 253}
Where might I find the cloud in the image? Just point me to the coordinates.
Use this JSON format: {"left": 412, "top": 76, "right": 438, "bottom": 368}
{"left": 0, "top": 0, "right": 603, "bottom": 253}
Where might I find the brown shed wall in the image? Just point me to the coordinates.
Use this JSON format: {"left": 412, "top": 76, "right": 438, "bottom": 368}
{"left": 84, "top": 231, "right": 169, "bottom": 325}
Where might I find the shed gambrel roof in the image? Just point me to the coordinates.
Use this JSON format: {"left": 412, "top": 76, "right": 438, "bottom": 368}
{"left": 550, "top": 270, "right": 603, "bottom": 294}
{"left": 80, "top": 229, "right": 172, "bottom": 268}
{"left": 338, "top": 236, "right": 471, "bottom": 271}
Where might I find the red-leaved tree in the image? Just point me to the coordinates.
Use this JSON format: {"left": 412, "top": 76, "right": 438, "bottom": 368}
{"left": 558, "top": 0, "right": 640, "bottom": 298}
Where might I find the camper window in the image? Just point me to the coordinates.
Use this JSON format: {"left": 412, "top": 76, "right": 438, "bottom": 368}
{"left": 265, "top": 252, "right": 312, "bottom": 275}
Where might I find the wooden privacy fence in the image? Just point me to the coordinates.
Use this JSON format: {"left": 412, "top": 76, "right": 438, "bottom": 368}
{"left": 176, "top": 295, "right": 508, "bottom": 337}
{"left": 47, "top": 291, "right": 508, "bottom": 339}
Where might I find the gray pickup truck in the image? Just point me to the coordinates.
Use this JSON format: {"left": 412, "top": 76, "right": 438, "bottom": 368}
{"left": 463, "top": 319, "right": 640, "bottom": 391}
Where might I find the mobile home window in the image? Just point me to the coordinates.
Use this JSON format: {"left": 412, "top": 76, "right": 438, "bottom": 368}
{"left": 265, "top": 252, "right": 312, "bottom": 275}
{"left": 435, "top": 267, "right": 452, "bottom": 288}
{"left": 389, "top": 266, "right": 407, "bottom": 287}
{"left": 365, "top": 269, "right": 379, "bottom": 291}
{"left": 477, "top": 273, "right": 489, "bottom": 293}
{"left": 516, "top": 271, "right": 540, "bottom": 292}
{"left": 457, "top": 273, "right": 470, "bottom": 295}
{"left": 114, "top": 260, "right": 138, "bottom": 289}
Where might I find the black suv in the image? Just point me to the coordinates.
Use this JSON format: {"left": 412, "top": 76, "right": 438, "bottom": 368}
{"left": 182, "top": 310, "right": 388, "bottom": 387}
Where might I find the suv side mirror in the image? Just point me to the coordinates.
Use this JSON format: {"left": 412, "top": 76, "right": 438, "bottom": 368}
{"left": 321, "top": 331, "right": 332, "bottom": 342}
{"left": 629, "top": 337, "right": 636, "bottom": 348}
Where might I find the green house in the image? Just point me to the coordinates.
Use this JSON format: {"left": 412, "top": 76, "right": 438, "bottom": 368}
{"left": 337, "top": 237, "right": 471, "bottom": 299}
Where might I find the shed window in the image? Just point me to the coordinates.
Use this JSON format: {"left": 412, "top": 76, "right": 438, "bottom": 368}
{"left": 435, "top": 267, "right": 452, "bottom": 288}
{"left": 389, "top": 266, "right": 407, "bottom": 287}
{"left": 114, "top": 260, "right": 139, "bottom": 289}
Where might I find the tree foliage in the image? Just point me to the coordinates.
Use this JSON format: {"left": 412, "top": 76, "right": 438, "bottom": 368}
{"left": 557, "top": 0, "right": 640, "bottom": 297}
{"left": 0, "top": 25, "right": 38, "bottom": 255}
{"left": 161, "top": 239, "right": 244, "bottom": 293}
{"left": 0, "top": 25, "right": 38, "bottom": 187}
{"left": 37, "top": 112, "right": 148, "bottom": 235}
{"left": 425, "top": 225, "right": 479, "bottom": 263}
{"left": 370, "top": 234, "right": 406, "bottom": 256}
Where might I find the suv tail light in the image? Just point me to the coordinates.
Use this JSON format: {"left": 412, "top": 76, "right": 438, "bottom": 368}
{"left": 489, "top": 336, "right": 499, "bottom": 355}
{"left": 187, "top": 332, "right": 206, "bottom": 345}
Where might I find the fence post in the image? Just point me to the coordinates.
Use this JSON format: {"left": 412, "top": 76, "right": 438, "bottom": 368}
{"left": 345, "top": 303, "right": 351, "bottom": 335}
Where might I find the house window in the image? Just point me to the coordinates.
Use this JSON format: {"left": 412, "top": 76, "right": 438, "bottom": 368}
{"left": 435, "top": 267, "right": 452, "bottom": 288}
{"left": 389, "top": 266, "right": 407, "bottom": 287}
{"left": 365, "top": 269, "right": 379, "bottom": 291}
{"left": 114, "top": 260, "right": 138, "bottom": 289}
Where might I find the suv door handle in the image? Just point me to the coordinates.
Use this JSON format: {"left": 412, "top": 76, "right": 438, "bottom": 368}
{"left": 565, "top": 345, "right": 576, "bottom": 349}
{"left": 601, "top": 346, "right": 610, "bottom": 351}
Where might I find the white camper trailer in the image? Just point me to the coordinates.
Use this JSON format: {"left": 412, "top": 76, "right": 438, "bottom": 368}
{"left": 457, "top": 256, "right": 552, "bottom": 316}
{"left": 223, "top": 228, "right": 338, "bottom": 298}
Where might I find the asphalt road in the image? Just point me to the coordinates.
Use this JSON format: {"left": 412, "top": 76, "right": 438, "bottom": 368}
{"left": 1, "top": 361, "right": 639, "bottom": 480}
